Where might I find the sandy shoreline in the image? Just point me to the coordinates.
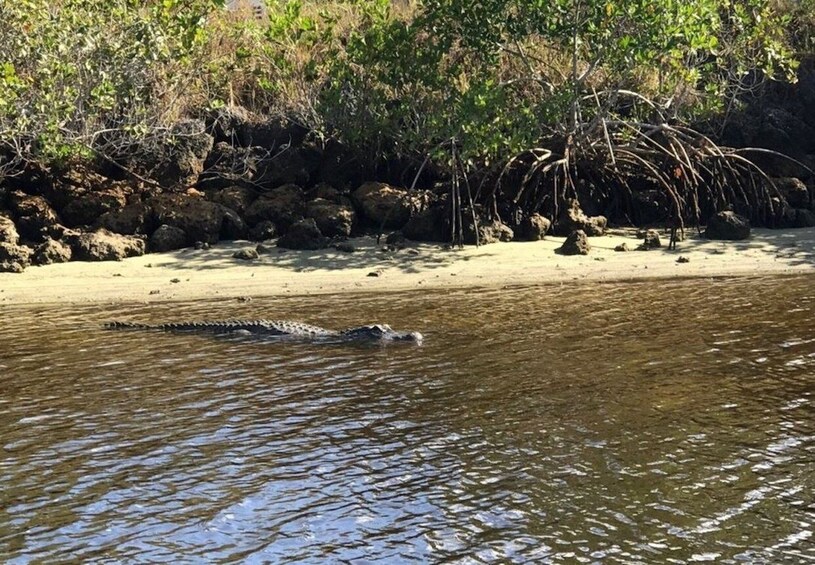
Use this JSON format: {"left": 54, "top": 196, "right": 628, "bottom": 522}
{"left": 1, "top": 227, "right": 814, "bottom": 306}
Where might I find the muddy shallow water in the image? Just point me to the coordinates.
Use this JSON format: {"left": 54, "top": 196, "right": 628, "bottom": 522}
{"left": 1, "top": 276, "right": 813, "bottom": 563}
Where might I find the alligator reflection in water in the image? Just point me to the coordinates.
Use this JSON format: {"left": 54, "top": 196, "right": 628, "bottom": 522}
{"left": 1, "top": 276, "right": 813, "bottom": 563}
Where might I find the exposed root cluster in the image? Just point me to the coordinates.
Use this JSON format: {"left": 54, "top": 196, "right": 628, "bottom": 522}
{"left": 484, "top": 92, "right": 813, "bottom": 237}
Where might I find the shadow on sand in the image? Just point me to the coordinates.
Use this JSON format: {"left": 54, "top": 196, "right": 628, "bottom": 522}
{"left": 147, "top": 236, "right": 497, "bottom": 275}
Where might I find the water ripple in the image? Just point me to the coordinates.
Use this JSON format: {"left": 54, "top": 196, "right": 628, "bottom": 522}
{"left": 1, "top": 275, "right": 814, "bottom": 562}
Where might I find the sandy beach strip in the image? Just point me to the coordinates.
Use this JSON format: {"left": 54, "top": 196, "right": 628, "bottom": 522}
{"left": 1, "top": 227, "right": 813, "bottom": 306}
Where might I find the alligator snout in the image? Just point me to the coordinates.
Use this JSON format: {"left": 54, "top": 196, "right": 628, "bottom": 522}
{"left": 391, "top": 331, "right": 423, "bottom": 343}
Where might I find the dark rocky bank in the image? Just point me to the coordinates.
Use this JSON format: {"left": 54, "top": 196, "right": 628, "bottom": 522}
{"left": 2, "top": 62, "right": 815, "bottom": 273}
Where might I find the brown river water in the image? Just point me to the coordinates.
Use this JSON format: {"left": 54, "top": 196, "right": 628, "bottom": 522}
{"left": 1, "top": 276, "right": 813, "bottom": 563}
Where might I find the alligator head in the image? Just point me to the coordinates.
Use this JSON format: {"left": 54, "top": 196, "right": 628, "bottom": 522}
{"left": 342, "top": 324, "right": 423, "bottom": 343}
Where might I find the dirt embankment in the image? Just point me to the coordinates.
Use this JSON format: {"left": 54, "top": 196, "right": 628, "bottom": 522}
{"left": 2, "top": 60, "right": 815, "bottom": 286}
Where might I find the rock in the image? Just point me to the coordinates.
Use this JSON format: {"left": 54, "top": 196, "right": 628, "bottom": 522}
{"left": 220, "top": 207, "right": 248, "bottom": 240}
{"left": 150, "top": 193, "right": 225, "bottom": 244}
{"left": 233, "top": 248, "right": 260, "bottom": 261}
{"left": 0, "top": 242, "right": 33, "bottom": 272}
{"left": 277, "top": 218, "right": 328, "bottom": 250}
{"left": 49, "top": 164, "right": 142, "bottom": 211}
{"left": 798, "top": 57, "right": 815, "bottom": 129}
{"left": 60, "top": 186, "right": 128, "bottom": 227}
{"left": 206, "top": 105, "right": 253, "bottom": 143}
{"left": 255, "top": 242, "right": 274, "bottom": 254}
{"left": 554, "top": 199, "right": 606, "bottom": 236}
{"left": 774, "top": 200, "right": 800, "bottom": 228}
{"left": 244, "top": 183, "right": 305, "bottom": 229}
{"left": 245, "top": 116, "right": 309, "bottom": 148}
{"left": 128, "top": 119, "right": 213, "bottom": 188}
{"left": 208, "top": 185, "right": 257, "bottom": 216}
{"left": 149, "top": 224, "right": 188, "bottom": 252}
{"left": 37, "top": 168, "right": 84, "bottom": 211}
{"left": 756, "top": 107, "right": 815, "bottom": 157}
{"left": 305, "top": 198, "right": 356, "bottom": 237}
{"left": 464, "top": 218, "right": 514, "bottom": 245}
{"left": 200, "top": 140, "right": 316, "bottom": 190}
{"left": 794, "top": 208, "right": 815, "bottom": 228}
{"left": 205, "top": 139, "right": 314, "bottom": 186}
{"left": 0, "top": 214, "right": 19, "bottom": 244}
{"left": 774, "top": 177, "right": 810, "bottom": 208}
{"left": 401, "top": 207, "right": 513, "bottom": 245}
{"left": 638, "top": 229, "right": 662, "bottom": 250}
{"left": 515, "top": 213, "right": 551, "bottom": 241}
{"left": 254, "top": 146, "right": 314, "bottom": 188}
{"left": 248, "top": 220, "right": 277, "bottom": 241}
{"left": 194, "top": 241, "right": 210, "bottom": 250}
{"left": 317, "top": 139, "right": 368, "bottom": 189}
{"left": 677, "top": 256, "right": 690, "bottom": 263}
{"left": 334, "top": 242, "right": 355, "bottom": 253}
{"left": 70, "top": 229, "right": 145, "bottom": 261}
{"left": 385, "top": 231, "right": 408, "bottom": 249}
{"left": 402, "top": 207, "right": 449, "bottom": 242}
{"left": 8, "top": 190, "right": 55, "bottom": 219}
{"left": 352, "top": 182, "right": 426, "bottom": 229}
{"left": 557, "top": 229, "right": 591, "bottom": 255}
{"left": 8, "top": 191, "right": 60, "bottom": 241}
{"left": 15, "top": 218, "right": 50, "bottom": 243}
{"left": 208, "top": 105, "right": 308, "bottom": 148}
{"left": 614, "top": 242, "right": 630, "bottom": 252}
{"left": 705, "top": 211, "right": 751, "bottom": 240}
{"left": 32, "top": 238, "right": 72, "bottom": 265}
{"left": 198, "top": 142, "right": 256, "bottom": 190}
{"left": 749, "top": 149, "right": 815, "bottom": 179}
{"left": 42, "top": 224, "right": 79, "bottom": 242}
{"left": 96, "top": 202, "right": 151, "bottom": 235}
{"left": 307, "top": 182, "right": 344, "bottom": 203}
{"left": 0, "top": 261, "right": 25, "bottom": 273}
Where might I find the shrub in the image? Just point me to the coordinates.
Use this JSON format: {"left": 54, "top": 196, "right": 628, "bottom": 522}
{"left": 0, "top": 0, "right": 803, "bottom": 222}
{"left": 0, "top": 0, "right": 223, "bottom": 164}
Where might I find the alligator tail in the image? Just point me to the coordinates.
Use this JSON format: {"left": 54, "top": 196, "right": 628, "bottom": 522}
{"left": 104, "top": 321, "right": 153, "bottom": 330}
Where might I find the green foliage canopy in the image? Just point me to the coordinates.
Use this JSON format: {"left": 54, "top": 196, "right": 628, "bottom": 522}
{"left": 319, "top": 0, "right": 797, "bottom": 163}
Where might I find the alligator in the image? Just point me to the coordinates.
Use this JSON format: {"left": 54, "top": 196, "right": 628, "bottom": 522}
{"left": 104, "top": 319, "right": 423, "bottom": 343}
